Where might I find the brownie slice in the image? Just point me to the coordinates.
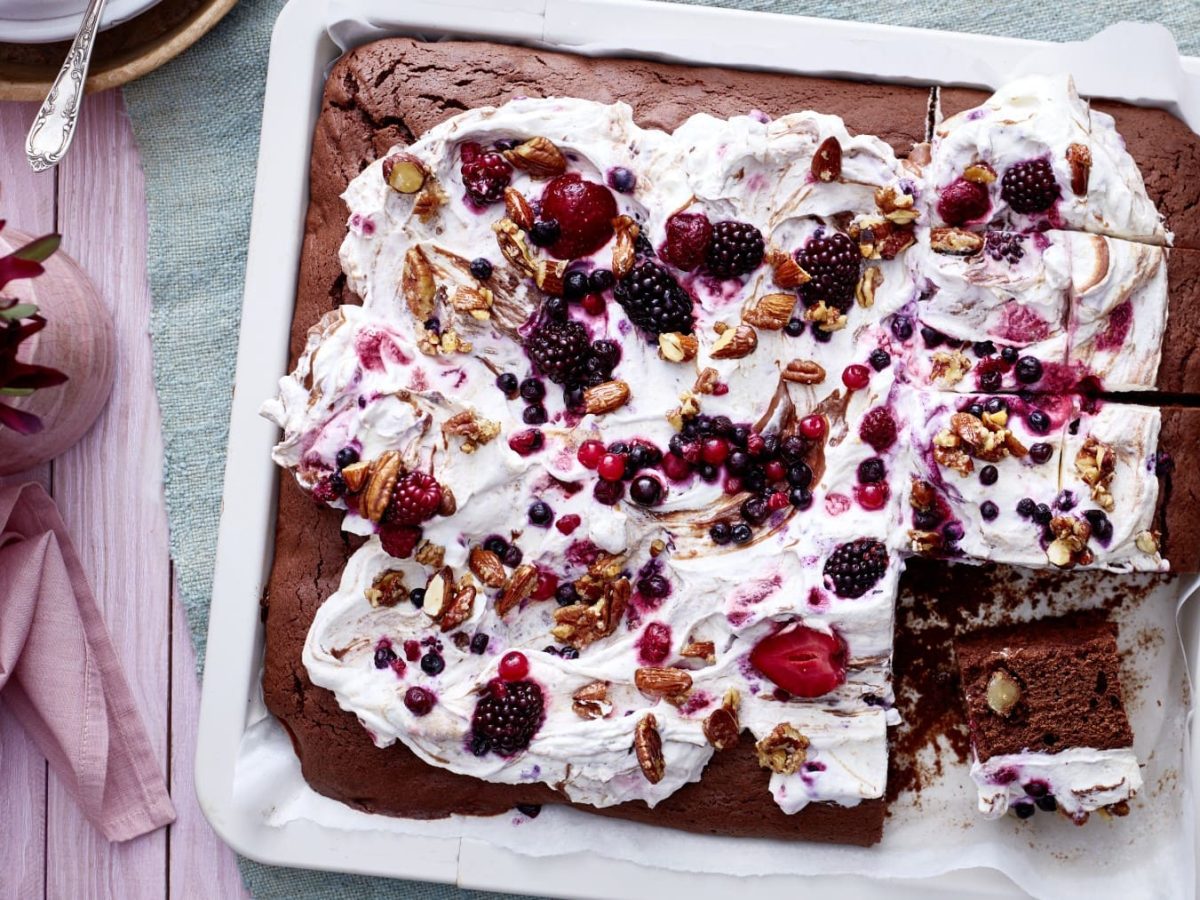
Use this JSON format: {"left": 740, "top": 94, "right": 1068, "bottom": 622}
{"left": 1155, "top": 405, "right": 1200, "bottom": 572}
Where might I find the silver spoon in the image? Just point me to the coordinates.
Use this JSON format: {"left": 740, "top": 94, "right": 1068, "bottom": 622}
{"left": 25, "top": 0, "right": 109, "bottom": 172}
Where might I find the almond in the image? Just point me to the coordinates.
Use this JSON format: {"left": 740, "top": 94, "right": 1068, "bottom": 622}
{"left": 1066, "top": 143, "right": 1092, "bottom": 196}
{"left": 769, "top": 250, "right": 810, "bottom": 289}
{"left": 611, "top": 216, "right": 639, "bottom": 279}
{"left": 469, "top": 547, "right": 507, "bottom": 588}
{"left": 402, "top": 247, "right": 437, "bottom": 321}
{"left": 658, "top": 331, "right": 699, "bottom": 363}
{"left": 680, "top": 640, "right": 716, "bottom": 664}
{"left": 362, "top": 451, "right": 402, "bottom": 523}
{"left": 1136, "top": 530, "right": 1160, "bottom": 554}
{"left": 496, "top": 563, "right": 537, "bottom": 616}
{"left": 503, "top": 136, "right": 567, "bottom": 177}
{"left": 811, "top": 136, "right": 842, "bottom": 182}
{"left": 781, "top": 359, "right": 826, "bottom": 385}
{"left": 634, "top": 666, "right": 693, "bottom": 699}
{"left": 437, "top": 485, "right": 457, "bottom": 516}
{"left": 743, "top": 292, "right": 797, "bottom": 330}
{"left": 503, "top": 186, "right": 534, "bottom": 230}
{"left": 382, "top": 152, "right": 428, "bottom": 193}
{"left": 930, "top": 227, "right": 984, "bottom": 256}
{"left": 422, "top": 566, "right": 453, "bottom": 619}
{"left": 710, "top": 324, "right": 758, "bottom": 359}
{"left": 583, "top": 380, "right": 631, "bottom": 415}
{"left": 634, "top": 714, "right": 665, "bottom": 784}
{"left": 439, "top": 580, "right": 477, "bottom": 632}
{"left": 340, "top": 461, "right": 371, "bottom": 493}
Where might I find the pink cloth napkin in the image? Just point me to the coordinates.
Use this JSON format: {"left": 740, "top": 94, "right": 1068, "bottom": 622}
{"left": 0, "top": 482, "right": 175, "bottom": 842}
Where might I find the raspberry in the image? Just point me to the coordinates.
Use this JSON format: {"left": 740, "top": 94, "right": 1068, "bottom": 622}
{"left": 704, "top": 220, "right": 764, "bottom": 278}
{"left": 1000, "top": 159, "right": 1060, "bottom": 214}
{"left": 985, "top": 231, "right": 1026, "bottom": 263}
{"left": 937, "top": 177, "right": 990, "bottom": 226}
{"left": 663, "top": 212, "right": 712, "bottom": 271}
{"left": 823, "top": 538, "right": 889, "bottom": 598}
{"left": 797, "top": 232, "right": 860, "bottom": 312}
{"left": 459, "top": 141, "right": 512, "bottom": 205}
{"left": 750, "top": 625, "right": 847, "bottom": 698}
{"left": 859, "top": 407, "right": 897, "bottom": 452}
{"left": 638, "top": 622, "right": 671, "bottom": 664}
{"left": 539, "top": 173, "right": 618, "bottom": 259}
{"left": 386, "top": 471, "right": 443, "bottom": 525}
{"left": 380, "top": 523, "right": 422, "bottom": 558}
{"left": 613, "top": 261, "right": 695, "bottom": 337}
{"left": 526, "top": 318, "right": 590, "bottom": 385}
{"left": 470, "top": 679, "right": 544, "bottom": 756}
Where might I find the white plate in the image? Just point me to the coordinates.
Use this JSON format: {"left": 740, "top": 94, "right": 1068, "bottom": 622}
{"left": 197, "top": 0, "right": 1200, "bottom": 897}
{"left": 0, "top": 0, "right": 163, "bottom": 43}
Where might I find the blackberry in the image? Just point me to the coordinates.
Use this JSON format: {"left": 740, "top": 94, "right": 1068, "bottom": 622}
{"left": 526, "top": 319, "right": 590, "bottom": 385}
{"left": 470, "top": 680, "right": 544, "bottom": 757}
{"left": 704, "top": 220, "right": 764, "bottom": 278}
{"left": 985, "top": 231, "right": 1026, "bottom": 264}
{"left": 1001, "top": 159, "right": 1060, "bottom": 214}
{"left": 797, "top": 232, "right": 860, "bottom": 312}
{"left": 823, "top": 538, "right": 889, "bottom": 599}
{"left": 613, "top": 261, "right": 695, "bottom": 337}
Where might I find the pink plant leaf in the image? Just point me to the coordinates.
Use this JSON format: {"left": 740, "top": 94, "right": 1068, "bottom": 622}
{"left": 0, "top": 400, "right": 43, "bottom": 435}
{"left": 5, "top": 364, "right": 69, "bottom": 390}
{"left": 0, "top": 256, "right": 43, "bottom": 291}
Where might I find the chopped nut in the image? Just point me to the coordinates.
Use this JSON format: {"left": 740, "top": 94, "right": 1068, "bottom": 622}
{"left": 469, "top": 547, "right": 507, "bottom": 588}
{"left": 496, "top": 564, "right": 538, "bottom": 616}
{"left": 382, "top": 152, "right": 428, "bottom": 193}
{"left": 910, "top": 479, "right": 938, "bottom": 510}
{"left": 572, "top": 681, "right": 613, "bottom": 719}
{"left": 414, "top": 540, "right": 445, "bottom": 569}
{"left": 755, "top": 723, "right": 809, "bottom": 775}
{"left": 1066, "top": 143, "right": 1092, "bottom": 196}
{"left": 440, "top": 580, "right": 477, "bottom": 632}
{"left": 535, "top": 259, "right": 567, "bottom": 296}
{"left": 1047, "top": 515, "right": 1092, "bottom": 568}
{"left": 658, "top": 331, "right": 699, "bottom": 363}
{"left": 503, "top": 136, "right": 567, "bottom": 177}
{"left": 340, "top": 461, "right": 371, "bottom": 493}
{"left": 583, "top": 380, "right": 631, "bottom": 415}
{"left": 1075, "top": 436, "right": 1116, "bottom": 512}
{"left": 634, "top": 714, "right": 665, "bottom": 784}
{"left": 930, "top": 227, "right": 985, "bottom": 256}
{"left": 950, "top": 412, "right": 1009, "bottom": 462}
{"left": 811, "top": 136, "right": 842, "bottom": 182}
{"left": 451, "top": 285, "right": 494, "bottom": 321}
{"left": 855, "top": 266, "right": 882, "bottom": 308}
{"left": 781, "top": 359, "right": 826, "bottom": 385}
{"left": 909, "top": 529, "right": 943, "bottom": 554}
{"left": 362, "top": 451, "right": 403, "bottom": 522}
{"left": 649, "top": 539, "right": 667, "bottom": 557}
{"left": 703, "top": 703, "right": 740, "bottom": 751}
{"left": 552, "top": 577, "right": 630, "bottom": 648}
{"left": 611, "top": 216, "right": 639, "bottom": 279}
{"left": 878, "top": 224, "right": 916, "bottom": 259}
{"left": 634, "top": 666, "right": 694, "bottom": 699}
{"left": 365, "top": 570, "right": 408, "bottom": 608}
{"left": 804, "top": 300, "right": 847, "bottom": 332}
{"left": 768, "top": 249, "right": 810, "bottom": 289}
{"left": 503, "top": 186, "right": 534, "bottom": 230}
{"left": 413, "top": 181, "right": 448, "bottom": 222}
{"left": 492, "top": 218, "right": 537, "bottom": 276}
{"left": 932, "top": 432, "right": 974, "bottom": 476}
{"left": 443, "top": 409, "right": 501, "bottom": 453}
{"left": 422, "top": 566, "right": 453, "bottom": 619}
{"left": 963, "top": 162, "right": 997, "bottom": 184}
{"left": 986, "top": 669, "right": 1021, "bottom": 716}
{"left": 437, "top": 485, "right": 457, "bottom": 517}
{"left": 710, "top": 324, "right": 759, "bottom": 359}
{"left": 402, "top": 247, "right": 437, "bottom": 321}
{"left": 681, "top": 640, "right": 717, "bottom": 664}
{"left": 1107, "top": 800, "right": 1131, "bottom": 818}
{"left": 692, "top": 368, "right": 720, "bottom": 395}
{"left": 930, "top": 350, "right": 973, "bottom": 387}
{"left": 743, "top": 292, "right": 797, "bottom": 330}
{"left": 1136, "top": 530, "right": 1160, "bottom": 555}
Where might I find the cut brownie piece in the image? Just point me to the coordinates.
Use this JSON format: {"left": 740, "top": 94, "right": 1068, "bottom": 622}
{"left": 1155, "top": 405, "right": 1200, "bottom": 572}
{"left": 954, "top": 613, "right": 1141, "bottom": 823}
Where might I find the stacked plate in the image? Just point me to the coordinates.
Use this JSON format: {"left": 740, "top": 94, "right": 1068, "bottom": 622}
{"left": 0, "top": 0, "right": 162, "bottom": 42}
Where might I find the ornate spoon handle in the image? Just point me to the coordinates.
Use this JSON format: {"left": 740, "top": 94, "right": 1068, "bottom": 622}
{"left": 25, "top": 0, "right": 109, "bottom": 173}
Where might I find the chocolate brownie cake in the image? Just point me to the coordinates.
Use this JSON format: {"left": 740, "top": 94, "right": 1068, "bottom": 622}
{"left": 954, "top": 613, "right": 1139, "bottom": 823}
{"left": 260, "top": 37, "right": 1198, "bottom": 848}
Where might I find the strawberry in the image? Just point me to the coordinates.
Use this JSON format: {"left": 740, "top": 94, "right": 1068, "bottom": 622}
{"left": 749, "top": 625, "right": 847, "bottom": 698}
{"left": 663, "top": 212, "right": 712, "bottom": 271}
{"left": 539, "top": 173, "right": 618, "bottom": 259}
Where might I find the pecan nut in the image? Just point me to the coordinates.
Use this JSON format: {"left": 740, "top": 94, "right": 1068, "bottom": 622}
{"left": 1066, "top": 143, "right": 1092, "bottom": 197}
{"left": 439, "top": 580, "right": 477, "bottom": 632}
{"left": 583, "top": 380, "right": 631, "bottom": 415}
{"left": 572, "top": 681, "right": 613, "bottom": 720}
{"left": 503, "top": 136, "right": 567, "bottom": 177}
{"left": 503, "top": 186, "right": 534, "bottom": 230}
{"left": 755, "top": 723, "right": 809, "bottom": 775}
{"left": 402, "top": 247, "right": 437, "bottom": 321}
{"left": 634, "top": 714, "right": 666, "bottom": 784}
{"left": 930, "top": 227, "right": 984, "bottom": 256}
{"left": 634, "top": 666, "right": 694, "bottom": 699}
{"left": 781, "top": 359, "right": 826, "bottom": 385}
{"left": 496, "top": 563, "right": 538, "bottom": 616}
{"left": 362, "top": 451, "right": 403, "bottom": 522}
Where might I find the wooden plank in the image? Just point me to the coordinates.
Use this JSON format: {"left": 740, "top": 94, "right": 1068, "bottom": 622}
{"left": 0, "top": 99, "right": 54, "bottom": 900}
{"left": 45, "top": 89, "right": 170, "bottom": 900}
{"left": 169, "top": 571, "right": 250, "bottom": 900}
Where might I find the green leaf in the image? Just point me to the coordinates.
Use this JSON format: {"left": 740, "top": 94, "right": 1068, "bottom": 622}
{"left": 0, "top": 387, "right": 35, "bottom": 397}
{"left": 12, "top": 234, "right": 60, "bottom": 263}
{"left": 0, "top": 303, "right": 38, "bottom": 320}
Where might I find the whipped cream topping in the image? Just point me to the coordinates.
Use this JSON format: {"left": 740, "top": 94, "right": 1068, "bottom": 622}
{"left": 265, "top": 77, "right": 1169, "bottom": 821}
{"left": 928, "top": 74, "right": 1167, "bottom": 244}
{"left": 972, "top": 746, "right": 1143, "bottom": 822}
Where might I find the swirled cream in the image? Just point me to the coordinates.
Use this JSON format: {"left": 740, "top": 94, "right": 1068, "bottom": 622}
{"left": 972, "top": 747, "right": 1143, "bottom": 822}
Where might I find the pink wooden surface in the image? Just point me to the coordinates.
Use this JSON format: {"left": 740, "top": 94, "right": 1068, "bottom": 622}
{"left": 0, "top": 95, "right": 248, "bottom": 900}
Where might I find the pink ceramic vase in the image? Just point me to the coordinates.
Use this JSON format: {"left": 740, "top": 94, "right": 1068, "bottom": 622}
{"left": 0, "top": 229, "right": 115, "bottom": 476}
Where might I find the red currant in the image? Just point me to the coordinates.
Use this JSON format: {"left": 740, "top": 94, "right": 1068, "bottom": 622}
{"left": 498, "top": 650, "right": 530, "bottom": 681}
{"left": 764, "top": 460, "right": 786, "bottom": 482}
{"left": 581, "top": 293, "right": 606, "bottom": 316}
{"left": 855, "top": 482, "right": 889, "bottom": 510}
{"left": 700, "top": 437, "right": 729, "bottom": 465}
{"left": 531, "top": 569, "right": 559, "bottom": 601}
{"left": 746, "top": 432, "right": 766, "bottom": 457}
{"left": 842, "top": 364, "right": 870, "bottom": 390}
{"left": 662, "top": 453, "right": 692, "bottom": 481}
{"left": 577, "top": 440, "right": 605, "bottom": 469}
{"left": 724, "top": 476, "right": 743, "bottom": 495}
{"left": 555, "top": 513, "right": 581, "bottom": 535}
{"left": 403, "top": 640, "right": 421, "bottom": 662}
{"left": 597, "top": 453, "right": 626, "bottom": 481}
{"left": 799, "top": 415, "right": 827, "bottom": 440}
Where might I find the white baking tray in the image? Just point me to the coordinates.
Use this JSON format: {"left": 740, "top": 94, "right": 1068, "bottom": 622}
{"left": 197, "top": 0, "right": 1200, "bottom": 896}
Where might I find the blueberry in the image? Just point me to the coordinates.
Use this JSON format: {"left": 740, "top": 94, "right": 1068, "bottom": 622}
{"left": 503, "top": 544, "right": 524, "bottom": 567}
{"left": 608, "top": 166, "right": 636, "bottom": 193}
{"left": 985, "top": 397, "right": 1007, "bottom": 414}
{"left": 1016, "top": 498, "right": 1036, "bottom": 518}
{"left": 589, "top": 269, "right": 615, "bottom": 292}
{"left": 594, "top": 479, "right": 624, "bottom": 505}
{"left": 943, "top": 522, "right": 965, "bottom": 542}
{"left": 698, "top": 463, "right": 720, "bottom": 483}
{"left": 1068, "top": 417, "right": 1081, "bottom": 435}
{"left": 484, "top": 536, "right": 509, "bottom": 556}
{"left": 1035, "top": 796, "right": 1058, "bottom": 812}
{"left": 1015, "top": 355, "right": 1044, "bottom": 384}
{"left": 523, "top": 405, "right": 548, "bottom": 425}
{"left": 914, "top": 508, "right": 943, "bottom": 529}
{"left": 761, "top": 434, "right": 780, "bottom": 457}
{"left": 784, "top": 318, "right": 805, "bottom": 337}
{"left": 410, "top": 587, "right": 426, "bottom": 608}
{"left": 788, "top": 462, "right": 814, "bottom": 488}
{"left": 555, "top": 583, "right": 581, "bottom": 606}
{"left": 529, "top": 218, "right": 561, "bottom": 247}
{"left": 1056, "top": 490, "right": 1076, "bottom": 511}
{"left": 780, "top": 436, "right": 807, "bottom": 463}
{"left": 731, "top": 523, "right": 754, "bottom": 544}
{"left": 741, "top": 497, "right": 769, "bottom": 524}
{"left": 1013, "top": 803, "right": 1036, "bottom": 820}
{"left": 424, "top": 317, "right": 441, "bottom": 334}
{"left": 563, "top": 270, "right": 590, "bottom": 301}
{"left": 710, "top": 521, "right": 733, "bottom": 545}
{"left": 1027, "top": 410, "right": 1050, "bottom": 434}
{"left": 1029, "top": 442, "right": 1053, "bottom": 464}
{"left": 420, "top": 651, "right": 445, "bottom": 676}
{"left": 1033, "top": 503, "right": 1052, "bottom": 525}
{"left": 1024, "top": 781, "right": 1049, "bottom": 798}
{"left": 335, "top": 446, "right": 360, "bottom": 469}
{"left": 857, "top": 458, "right": 885, "bottom": 483}
{"left": 374, "top": 646, "right": 397, "bottom": 669}
{"left": 516, "top": 803, "right": 542, "bottom": 818}
{"left": 979, "top": 369, "right": 1002, "bottom": 392}
{"left": 541, "top": 295, "right": 568, "bottom": 320}
{"left": 559, "top": 647, "right": 580, "bottom": 660}
{"left": 630, "top": 475, "right": 663, "bottom": 506}
{"left": 1156, "top": 450, "right": 1175, "bottom": 476}
{"left": 470, "top": 633, "right": 489, "bottom": 655}
{"left": 920, "top": 325, "right": 944, "bottom": 348}
{"left": 669, "top": 433, "right": 689, "bottom": 456}
{"left": 638, "top": 574, "right": 670, "bottom": 598}
{"left": 980, "top": 500, "right": 999, "bottom": 521}
{"left": 1085, "top": 509, "right": 1113, "bottom": 542}
{"left": 542, "top": 645, "right": 560, "bottom": 656}
{"left": 813, "top": 324, "right": 833, "bottom": 343}
{"left": 890, "top": 315, "right": 914, "bottom": 341}
{"left": 973, "top": 340, "right": 996, "bottom": 357}
{"left": 528, "top": 500, "right": 553, "bottom": 525}
{"left": 564, "top": 387, "right": 586, "bottom": 411}
{"left": 967, "top": 403, "right": 985, "bottom": 418}
{"left": 470, "top": 257, "right": 493, "bottom": 280}
{"left": 731, "top": 426, "right": 750, "bottom": 448}
{"left": 979, "top": 464, "right": 998, "bottom": 486}
{"left": 869, "top": 348, "right": 892, "bottom": 370}
{"left": 712, "top": 415, "right": 734, "bottom": 437}
{"left": 789, "top": 488, "right": 814, "bottom": 509}
{"left": 743, "top": 469, "right": 767, "bottom": 493}
{"left": 1000, "top": 346, "right": 1019, "bottom": 364}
